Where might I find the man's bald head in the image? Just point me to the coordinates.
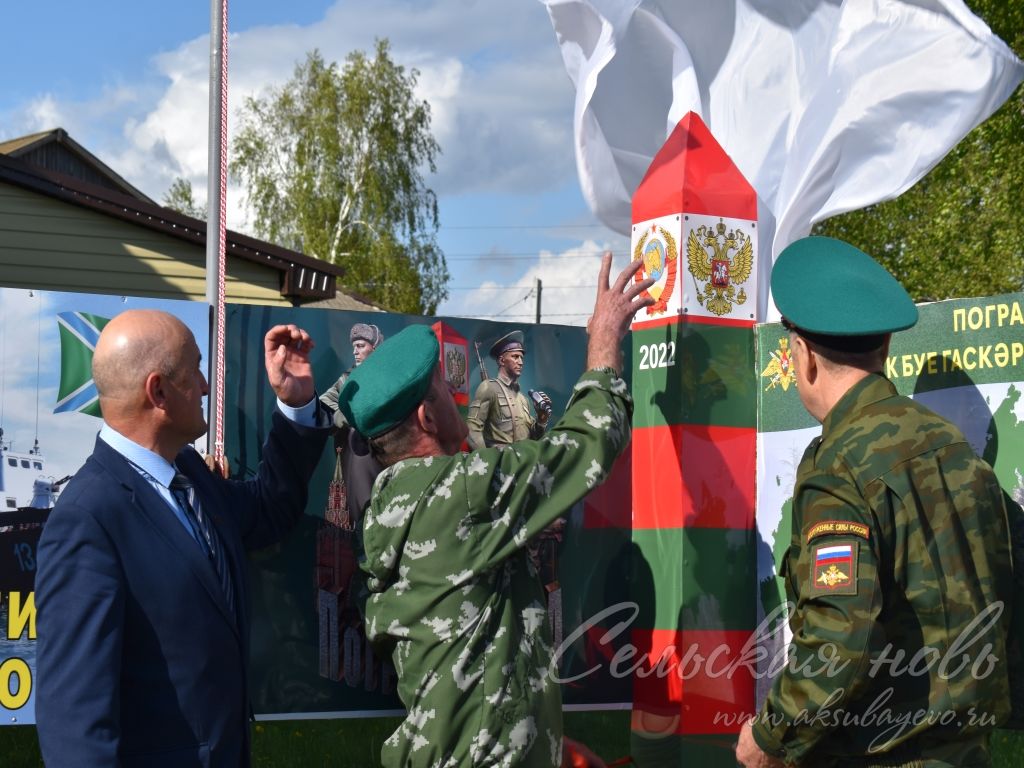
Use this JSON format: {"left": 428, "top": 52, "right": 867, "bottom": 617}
{"left": 93, "top": 310, "right": 193, "bottom": 405}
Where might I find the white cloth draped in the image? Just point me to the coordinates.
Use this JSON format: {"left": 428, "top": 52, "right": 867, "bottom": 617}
{"left": 543, "top": 0, "right": 1023, "bottom": 317}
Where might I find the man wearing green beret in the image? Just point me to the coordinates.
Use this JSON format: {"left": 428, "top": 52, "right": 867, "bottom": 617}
{"left": 466, "top": 329, "right": 552, "bottom": 450}
{"left": 339, "top": 254, "right": 653, "bottom": 767}
{"left": 737, "top": 237, "right": 1018, "bottom": 768}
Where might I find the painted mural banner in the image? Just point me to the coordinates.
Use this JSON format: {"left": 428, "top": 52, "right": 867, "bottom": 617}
{"left": 0, "top": 292, "right": 631, "bottom": 726}
{"left": 226, "top": 304, "right": 635, "bottom": 718}
{"left": 0, "top": 288, "right": 208, "bottom": 725}
{"left": 755, "top": 290, "right": 1024, "bottom": 703}
{"left": 10, "top": 287, "right": 1017, "bottom": 728}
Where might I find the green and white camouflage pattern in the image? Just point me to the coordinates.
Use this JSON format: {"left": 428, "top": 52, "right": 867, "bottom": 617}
{"left": 752, "top": 373, "right": 1015, "bottom": 767}
{"left": 362, "top": 368, "right": 631, "bottom": 767}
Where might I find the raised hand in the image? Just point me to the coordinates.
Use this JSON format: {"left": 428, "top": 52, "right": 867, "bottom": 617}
{"left": 264, "top": 324, "right": 316, "bottom": 407}
{"left": 586, "top": 252, "right": 655, "bottom": 373}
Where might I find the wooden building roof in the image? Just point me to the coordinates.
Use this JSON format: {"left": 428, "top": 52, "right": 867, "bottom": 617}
{"left": 0, "top": 128, "right": 154, "bottom": 203}
{"left": 0, "top": 132, "right": 378, "bottom": 310}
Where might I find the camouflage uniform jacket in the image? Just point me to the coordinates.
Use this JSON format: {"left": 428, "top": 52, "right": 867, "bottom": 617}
{"left": 466, "top": 371, "right": 545, "bottom": 449}
{"left": 752, "top": 373, "right": 1014, "bottom": 767}
{"left": 362, "top": 368, "right": 631, "bottom": 767}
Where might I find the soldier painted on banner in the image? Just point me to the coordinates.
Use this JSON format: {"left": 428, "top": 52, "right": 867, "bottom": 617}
{"left": 466, "top": 330, "right": 552, "bottom": 449}
{"left": 469, "top": 330, "right": 566, "bottom": 645}
{"left": 316, "top": 323, "right": 387, "bottom": 686}
{"left": 320, "top": 322, "right": 385, "bottom": 528}
{"left": 338, "top": 255, "right": 653, "bottom": 767}
{"left": 736, "top": 237, "right": 1021, "bottom": 768}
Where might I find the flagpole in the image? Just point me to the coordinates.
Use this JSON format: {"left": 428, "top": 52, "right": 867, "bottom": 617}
{"left": 205, "top": 0, "right": 228, "bottom": 462}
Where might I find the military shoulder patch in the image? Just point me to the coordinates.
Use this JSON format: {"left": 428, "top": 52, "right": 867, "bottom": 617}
{"left": 810, "top": 542, "right": 859, "bottom": 596}
{"left": 805, "top": 520, "right": 870, "bottom": 542}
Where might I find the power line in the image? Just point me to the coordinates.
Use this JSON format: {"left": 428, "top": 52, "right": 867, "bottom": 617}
{"left": 450, "top": 310, "right": 591, "bottom": 319}
{"left": 359, "top": 282, "right": 597, "bottom": 291}
{"left": 441, "top": 224, "right": 610, "bottom": 230}
{"left": 492, "top": 288, "right": 535, "bottom": 317}
{"left": 444, "top": 252, "right": 627, "bottom": 261}
{"left": 446, "top": 284, "right": 597, "bottom": 291}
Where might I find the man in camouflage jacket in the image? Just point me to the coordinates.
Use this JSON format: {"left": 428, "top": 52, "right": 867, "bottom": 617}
{"left": 338, "top": 254, "right": 653, "bottom": 767}
{"left": 737, "top": 237, "right": 1017, "bottom": 768}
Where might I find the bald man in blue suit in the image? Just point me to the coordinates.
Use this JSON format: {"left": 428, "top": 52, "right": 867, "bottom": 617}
{"left": 35, "top": 311, "right": 329, "bottom": 767}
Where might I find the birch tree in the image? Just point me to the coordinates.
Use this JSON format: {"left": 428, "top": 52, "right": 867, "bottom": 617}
{"left": 231, "top": 40, "right": 448, "bottom": 313}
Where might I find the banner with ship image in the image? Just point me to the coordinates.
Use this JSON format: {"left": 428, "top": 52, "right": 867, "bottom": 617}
{"left": 10, "top": 288, "right": 1019, "bottom": 726}
{"left": 0, "top": 288, "right": 207, "bottom": 725}
{"left": 2, "top": 292, "right": 629, "bottom": 726}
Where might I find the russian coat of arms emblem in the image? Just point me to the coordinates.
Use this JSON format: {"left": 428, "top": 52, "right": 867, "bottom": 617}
{"left": 445, "top": 346, "right": 467, "bottom": 391}
{"left": 633, "top": 225, "right": 678, "bottom": 316}
{"left": 686, "top": 219, "right": 753, "bottom": 316}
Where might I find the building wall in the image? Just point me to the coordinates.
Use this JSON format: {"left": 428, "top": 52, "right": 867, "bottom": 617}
{"left": 0, "top": 182, "right": 291, "bottom": 306}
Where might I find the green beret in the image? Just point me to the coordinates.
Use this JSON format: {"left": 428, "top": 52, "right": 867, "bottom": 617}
{"left": 490, "top": 330, "right": 525, "bottom": 359}
{"left": 338, "top": 325, "right": 439, "bottom": 438}
{"left": 772, "top": 236, "right": 917, "bottom": 336}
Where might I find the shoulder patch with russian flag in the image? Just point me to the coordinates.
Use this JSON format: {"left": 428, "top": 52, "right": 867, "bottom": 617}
{"left": 811, "top": 542, "right": 859, "bottom": 596}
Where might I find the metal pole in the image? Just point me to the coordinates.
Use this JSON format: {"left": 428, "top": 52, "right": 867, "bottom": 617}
{"left": 535, "top": 277, "right": 542, "bottom": 324}
{"left": 205, "top": 0, "right": 227, "bottom": 457}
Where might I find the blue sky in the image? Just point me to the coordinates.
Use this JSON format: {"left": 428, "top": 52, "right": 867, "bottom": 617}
{"left": 0, "top": 0, "right": 628, "bottom": 324}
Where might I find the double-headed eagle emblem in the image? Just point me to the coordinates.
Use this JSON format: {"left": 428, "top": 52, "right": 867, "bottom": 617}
{"left": 817, "top": 564, "right": 850, "bottom": 588}
{"left": 445, "top": 346, "right": 467, "bottom": 391}
{"left": 761, "top": 338, "right": 797, "bottom": 392}
{"left": 686, "top": 219, "right": 753, "bottom": 316}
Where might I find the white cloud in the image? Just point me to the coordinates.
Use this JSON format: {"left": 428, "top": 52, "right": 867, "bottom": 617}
{"left": 4, "top": 0, "right": 576, "bottom": 232}
{"left": 3, "top": 0, "right": 618, "bottom": 323}
{"left": 23, "top": 95, "right": 66, "bottom": 133}
{"left": 453, "top": 239, "right": 641, "bottom": 326}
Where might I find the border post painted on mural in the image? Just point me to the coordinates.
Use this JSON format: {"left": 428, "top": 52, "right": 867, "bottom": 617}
{"left": 628, "top": 112, "right": 759, "bottom": 765}
{"left": 431, "top": 321, "right": 471, "bottom": 416}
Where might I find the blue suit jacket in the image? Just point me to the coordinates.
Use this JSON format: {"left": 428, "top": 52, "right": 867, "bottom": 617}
{"left": 35, "top": 411, "right": 328, "bottom": 767}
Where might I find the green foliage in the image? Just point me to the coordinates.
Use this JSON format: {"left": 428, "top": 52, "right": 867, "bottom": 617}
{"left": 817, "top": 1, "right": 1024, "bottom": 302}
{"left": 231, "top": 40, "right": 449, "bottom": 314}
{"left": 4, "top": 719, "right": 1024, "bottom": 766}
{"left": 162, "top": 177, "right": 207, "bottom": 220}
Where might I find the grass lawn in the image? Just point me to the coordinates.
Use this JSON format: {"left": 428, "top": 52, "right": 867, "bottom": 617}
{"left": 2, "top": 714, "right": 1023, "bottom": 766}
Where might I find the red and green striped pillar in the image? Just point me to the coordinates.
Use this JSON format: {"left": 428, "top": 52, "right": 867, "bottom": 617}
{"left": 628, "top": 112, "right": 759, "bottom": 765}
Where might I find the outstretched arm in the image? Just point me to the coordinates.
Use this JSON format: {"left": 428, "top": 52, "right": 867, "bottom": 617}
{"left": 459, "top": 255, "right": 654, "bottom": 563}
{"left": 221, "top": 324, "right": 330, "bottom": 548}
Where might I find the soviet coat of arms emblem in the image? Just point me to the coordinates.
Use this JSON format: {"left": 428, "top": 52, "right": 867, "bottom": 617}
{"left": 686, "top": 219, "right": 753, "bottom": 316}
{"left": 633, "top": 225, "right": 679, "bottom": 316}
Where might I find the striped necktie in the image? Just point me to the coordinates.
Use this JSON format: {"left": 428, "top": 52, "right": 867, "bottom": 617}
{"left": 170, "top": 471, "right": 235, "bottom": 617}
